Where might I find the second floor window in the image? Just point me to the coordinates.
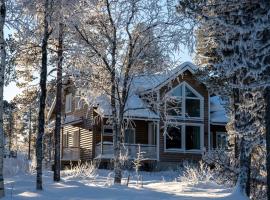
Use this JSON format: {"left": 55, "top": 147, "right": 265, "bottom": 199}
{"left": 65, "top": 93, "right": 72, "bottom": 113}
{"left": 165, "top": 82, "right": 203, "bottom": 119}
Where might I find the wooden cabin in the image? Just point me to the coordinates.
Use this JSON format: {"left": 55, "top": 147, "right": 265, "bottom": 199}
{"left": 46, "top": 62, "right": 228, "bottom": 169}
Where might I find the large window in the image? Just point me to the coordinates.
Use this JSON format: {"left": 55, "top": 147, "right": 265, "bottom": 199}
{"left": 165, "top": 83, "right": 203, "bottom": 119}
{"left": 185, "top": 126, "right": 201, "bottom": 150}
{"left": 166, "top": 126, "right": 182, "bottom": 150}
{"left": 165, "top": 124, "right": 203, "bottom": 152}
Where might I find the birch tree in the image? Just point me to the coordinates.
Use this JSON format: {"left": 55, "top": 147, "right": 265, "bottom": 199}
{"left": 69, "top": 0, "right": 194, "bottom": 184}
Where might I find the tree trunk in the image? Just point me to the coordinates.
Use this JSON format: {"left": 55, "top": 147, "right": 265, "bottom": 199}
{"left": 237, "top": 138, "right": 250, "bottom": 197}
{"left": 54, "top": 20, "right": 63, "bottom": 182}
{"left": 28, "top": 105, "right": 32, "bottom": 160}
{"left": 265, "top": 86, "right": 270, "bottom": 200}
{"left": 36, "top": 0, "right": 50, "bottom": 190}
{"left": 0, "top": 0, "right": 6, "bottom": 197}
{"left": 111, "top": 72, "right": 122, "bottom": 184}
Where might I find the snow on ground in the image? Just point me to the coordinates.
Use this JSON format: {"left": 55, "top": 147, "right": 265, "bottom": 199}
{"left": 3, "top": 169, "right": 247, "bottom": 200}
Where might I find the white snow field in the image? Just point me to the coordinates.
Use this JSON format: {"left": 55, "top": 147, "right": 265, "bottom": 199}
{"left": 3, "top": 170, "right": 248, "bottom": 200}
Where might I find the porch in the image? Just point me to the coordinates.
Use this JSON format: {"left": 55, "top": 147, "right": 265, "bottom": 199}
{"left": 95, "top": 143, "right": 157, "bottom": 160}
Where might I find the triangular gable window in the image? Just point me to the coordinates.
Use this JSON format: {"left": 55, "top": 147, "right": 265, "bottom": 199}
{"left": 165, "top": 82, "right": 203, "bottom": 119}
{"left": 185, "top": 86, "right": 197, "bottom": 97}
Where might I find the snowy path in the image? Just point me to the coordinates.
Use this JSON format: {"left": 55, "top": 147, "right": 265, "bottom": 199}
{"left": 3, "top": 170, "right": 243, "bottom": 200}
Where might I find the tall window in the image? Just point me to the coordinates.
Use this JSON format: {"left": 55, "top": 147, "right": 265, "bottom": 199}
{"left": 65, "top": 93, "right": 72, "bottom": 113}
{"left": 166, "top": 83, "right": 203, "bottom": 119}
{"left": 166, "top": 126, "right": 182, "bottom": 150}
{"left": 185, "top": 126, "right": 201, "bottom": 150}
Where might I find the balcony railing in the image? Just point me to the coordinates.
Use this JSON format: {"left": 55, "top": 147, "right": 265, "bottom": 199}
{"left": 62, "top": 147, "right": 80, "bottom": 161}
{"left": 95, "top": 143, "right": 157, "bottom": 160}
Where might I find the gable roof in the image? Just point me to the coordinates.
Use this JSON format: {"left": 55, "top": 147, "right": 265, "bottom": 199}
{"left": 132, "top": 61, "right": 198, "bottom": 93}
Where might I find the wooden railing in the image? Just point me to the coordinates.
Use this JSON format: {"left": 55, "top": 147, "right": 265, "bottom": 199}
{"left": 95, "top": 143, "right": 157, "bottom": 160}
{"left": 62, "top": 147, "right": 80, "bottom": 161}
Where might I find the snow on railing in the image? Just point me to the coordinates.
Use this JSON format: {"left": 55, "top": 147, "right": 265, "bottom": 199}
{"left": 62, "top": 147, "right": 80, "bottom": 161}
{"left": 95, "top": 143, "right": 157, "bottom": 160}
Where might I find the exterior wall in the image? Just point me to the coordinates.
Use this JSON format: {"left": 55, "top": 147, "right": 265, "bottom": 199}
{"left": 158, "top": 70, "right": 209, "bottom": 163}
{"left": 93, "top": 117, "right": 150, "bottom": 145}
{"left": 61, "top": 124, "right": 94, "bottom": 161}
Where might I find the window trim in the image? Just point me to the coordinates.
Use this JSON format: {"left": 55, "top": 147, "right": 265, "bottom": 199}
{"left": 164, "top": 122, "right": 204, "bottom": 154}
{"left": 65, "top": 93, "right": 72, "bottom": 113}
{"left": 165, "top": 82, "right": 204, "bottom": 121}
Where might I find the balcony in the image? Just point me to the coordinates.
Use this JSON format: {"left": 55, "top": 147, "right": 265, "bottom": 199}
{"left": 62, "top": 147, "right": 80, "bottom": 161}
{"left": 95, "top": 143, "right": 157, "bottom": 160}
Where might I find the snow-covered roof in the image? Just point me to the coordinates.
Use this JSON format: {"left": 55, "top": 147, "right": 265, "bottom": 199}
{"left": 94, "top": 93, "right": 160, "bottom": 120}
{"left": 87, "top": 62, "right": 228, "bottom": 124}
{"left": 132, "top": 61, "right": 197, "bottom": 92}
{"left": 210, "top": 96, "right": 228, "bottom": 124}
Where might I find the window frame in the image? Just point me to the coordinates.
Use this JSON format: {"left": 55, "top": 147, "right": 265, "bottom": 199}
{"left": 65, "top": 93, "right": 72, "bottom": 113}
{"left": 164, "top": 123, "right": 204, "bottom": 154}
{"left": 165, "top": 82, "right": 204, "bottom": 121}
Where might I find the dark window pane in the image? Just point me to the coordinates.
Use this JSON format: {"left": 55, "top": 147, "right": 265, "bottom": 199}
{"left": 166, "top": 126, "right": 182, "bottom": 149}
{"left": 166, "top": 98, "right": 182, "bottom": 116}
{"left": 186, "top": 99, "right": 200, "bottom": 117}
{"left": 185, "top": 86, "right": 197, "bottom": 97}
{"left": 125, "top": 129, "right": 135, "bottom": 144}
{"left": 186, "top": 126, "right": 200, "bottom": 150}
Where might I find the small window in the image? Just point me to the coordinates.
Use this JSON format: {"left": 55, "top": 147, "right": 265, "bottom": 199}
{"left": 186, "top": 126, "right": 201, "bottom": 150}
{"left": 65, "top": 93, "right": 72, "bottom": 113}
{"left": 124, "top": 128, "right": 135, "bottom": 144}
{"left": 103, "top": 125, "right": 113, "bottom": 136}
{"left": 216, "top": 132, "right": 227, "bottom": 149}
{"left": 166, "top": 126, "right": 182, "bottom": 150}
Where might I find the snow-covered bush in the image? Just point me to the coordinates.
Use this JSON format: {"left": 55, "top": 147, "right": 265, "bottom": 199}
{"left": 61, "top": 160, "right": 98, "bottom": 180}
{"left": 4, "top": 154, "right": 36, "bottom": 177}
{"left": 179, "top": 161, "right": 214, "bottom": 185}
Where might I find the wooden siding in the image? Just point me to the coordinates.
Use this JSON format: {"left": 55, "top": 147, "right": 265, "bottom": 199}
{"left": 62, "top": 124, "right": 94, "bottom": 161}
{"left": 93, "top": 119, "right": 150, "bottom": 145}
